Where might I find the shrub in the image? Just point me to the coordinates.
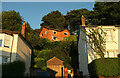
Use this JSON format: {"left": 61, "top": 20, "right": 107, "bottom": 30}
{"left": 88, "top": 58, "right": 120, "bottom": 77}
{"left": 117, "top": 54, "right": 120, "bottom": 58}
{"left": 68, "top": 35, "right": 77, "bottom": 41}
{"left": 2, "top": 60, "right": 25, "bottom": 78}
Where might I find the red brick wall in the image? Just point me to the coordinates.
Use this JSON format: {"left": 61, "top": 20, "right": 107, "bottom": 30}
{"left": 39, "top": 27, "right": 70, "bottom": 41}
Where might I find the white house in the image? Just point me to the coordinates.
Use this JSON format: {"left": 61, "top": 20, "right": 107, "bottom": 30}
{"left": 0, "top": 22, "right": 32, "bottom": 77}
{"left": 86, "top": 25, "right": 120, "bottom": 63}
{"left": 78, "top": 15, "right": 120, "bottom": 77}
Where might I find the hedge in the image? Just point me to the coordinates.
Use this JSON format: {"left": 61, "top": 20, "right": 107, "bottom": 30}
{"left": 88, "top": 58, "right": 120, "bottom": 77}
{"left": 2, "top": 60, "right": 25, "bottom": 78}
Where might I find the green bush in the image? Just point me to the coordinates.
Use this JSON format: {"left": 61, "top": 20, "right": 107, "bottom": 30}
{"left": 88, "top": 58, "right": 120, "bottom": 77}
{"left": 68, "top": 35, "right": 77, "bottom": 41}
{"left": 33, "top": 41, "right": 78, "bottom": 70}
{"left": 2, "top": 60, "right": 25, "bottom": 77}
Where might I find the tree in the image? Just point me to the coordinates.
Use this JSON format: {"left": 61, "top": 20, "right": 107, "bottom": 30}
{"left": 33, "top": 41, "right": 79, "bottom": 70}
{"left": 91, "top": 2, "right": 120, "bottom": 25}
{"left": 41, "top": 10, "right": 68, "bottom": 30}
{"left": 34, "top": 49, "right": 51, "bottom": 70}
{"left": 26, "top": 22, "right": 33, "bottom": 33}
{"left": 2, "top": 10, "right": 23, "bottom": 31}
{"left": 65, "top": 9, "right": 91, "bottom": 33}
{"left": 82, "top": 26, "right": 106, "bottom": 57}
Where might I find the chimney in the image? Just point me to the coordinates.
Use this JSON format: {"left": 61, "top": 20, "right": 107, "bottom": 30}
{"left": 21, "top": 22, "right": 28, "bottom": 40}
{"left": 81, "top": 15, "right": 85, "bottom": 26}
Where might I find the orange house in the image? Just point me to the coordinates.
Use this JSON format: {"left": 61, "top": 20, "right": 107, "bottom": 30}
{"left": 39, "top": 26, "right": 70, "bottom": 41}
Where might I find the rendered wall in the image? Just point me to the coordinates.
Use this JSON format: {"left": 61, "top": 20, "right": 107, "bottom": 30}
{"left": 86, "top": 26, "right": 119, "bottom": 63}
{"left": 39, "top": 28, "right": 70, "bottom": 41}
{"left": 118, "top": 27, "right": 120, "bottom": 54}
{"left": 78, "top": 27, "right": 89, "bottom": 76}
{"left": 16, "top": 34, "right": 32, "bottom": 75}
{"left": 0, "top": 34, "right": 13, "bottom": 63}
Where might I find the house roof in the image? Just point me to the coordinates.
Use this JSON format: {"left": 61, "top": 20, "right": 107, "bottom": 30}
{"left": 40, "top": 26, "right": 70, "bottom": 34}
{"left": 47, "top": 56, "right": 63, "bottom": 65}
{"left": 0, "top": 29, "right": 20, "bottom": 35}
{"left": 0, "top": 29, "right": 32, "bottom": 49}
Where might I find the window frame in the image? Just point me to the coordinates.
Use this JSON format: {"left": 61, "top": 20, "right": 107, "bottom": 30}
{"left": 4, "top": 35, "right": 10, "bottom": 48}
{"left": 45, "top": 31, "right": 47, "bottom": 34}
{"left": 52, "top": 36, "right": 58, "bottom": 41}
{"left": 0, "top": 39, "right": 3, "bottom": 47}
{"left": 41, "top": 33, "right": 43, "bottom": 37}
{"left": 105, "top": 30, "right": 113, "bottom": 42}
{"left": 52, "top": 30, "right": 57, "bottom": 34}
{"left": 4, "top": 38, "right": 10, "bottom": 48}
{"left": 64, "top": 32, "right": 68, "bottom": 35}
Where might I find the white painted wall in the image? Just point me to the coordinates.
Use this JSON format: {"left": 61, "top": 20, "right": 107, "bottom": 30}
{"left": 78, "top": 27, "right": 89, "bottom": 76}
{"left": 16, "top": 34, "right": 32, "bottom": 75}
{"left": 85, "top": 26, "right": 119, "bottom": 63}
{"left": 0, "top": 33, "right": 32, "bottom": 76}
{"left": 118, "top": 27, "right": 120, "bottom": 54}
{"left": 11, "top": 34, "right": 18, "bottom": 62}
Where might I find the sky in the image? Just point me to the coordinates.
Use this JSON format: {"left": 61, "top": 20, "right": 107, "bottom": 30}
{"left": 2, "top": 0, "right": 95, "bottom": 2}
{"left": 2, "top": 2, "right": 95, "bottom": 29}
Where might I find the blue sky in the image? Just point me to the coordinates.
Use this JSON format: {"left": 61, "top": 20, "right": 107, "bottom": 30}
{"left": 2, "top": 2, "right": 95, "bottom": 29}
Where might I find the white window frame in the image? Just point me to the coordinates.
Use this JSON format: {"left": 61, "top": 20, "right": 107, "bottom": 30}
{"left": 52, "top": 30, "right": 57, "bottom": 34}
{"left": 105, "top": 30, "right": 113, "bottom": 41}
{"left": 4, "top": 35, "right": 11, "bottom": 48}
{"left": 45, "top": 31, "right": 47, "bottom": 34}
{"left": 52, "top": 36, "right": 58, "bottom": 41}
{"left": 40, "top": 34, "right": 43, "bottom": 37}
{"left": 64, "top": 32, "right": 68, "bottom": 35}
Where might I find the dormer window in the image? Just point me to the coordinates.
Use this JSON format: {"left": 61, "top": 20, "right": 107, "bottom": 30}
{"left": 52, "top": 30, "right": 57, "bottom": 34}
{"left": 64, "top": 32, "right": 68, "bottom": 35}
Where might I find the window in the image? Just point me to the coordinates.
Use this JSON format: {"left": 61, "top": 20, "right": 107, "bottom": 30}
{"left": 105, "top": 30, "right": 112, "bottom": 41}
{"left": 0, "top": 39, "right": 2, "bottom": 47}
{"left": 0, "top": 34, "right": 3, "bottom": 47}
{"left": 52, "top": 36, "right": 58, "bottom": 41}
{"left": 2, "top": 56, "right": 9, "bottom": 63}
{"left": 41, "top": 34, "right": 43, "bottom": 37}
{"left": 64, "top": 32, "right": 68, "bottom": 35}
{"left": 45, "top": 31, "right": 47, "bottom": 34}
{"left": 109, "top": 52, "right": 115, "bottom": 57}
{"left": 104, "top": 51, "right": 115, "bottom": 58}
{"left": 104, "top": 51, "right": 109, "bottom": 57}
{"left": 4, "top": 36, "right": 10, "bottom": 48}
{"left": 52, "top": 30, "right": 57, "bottom": 34}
